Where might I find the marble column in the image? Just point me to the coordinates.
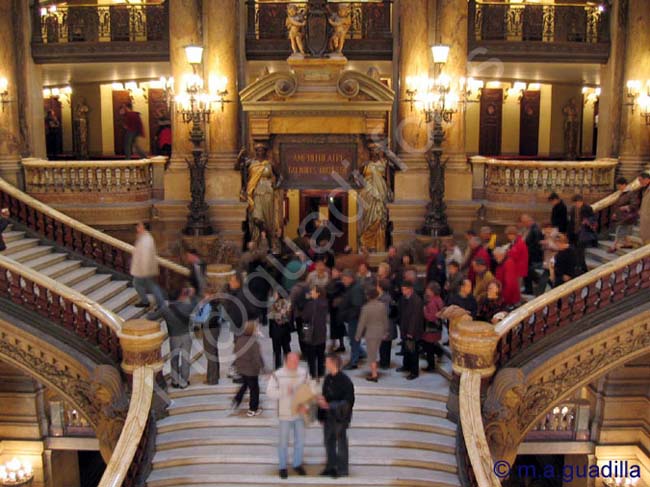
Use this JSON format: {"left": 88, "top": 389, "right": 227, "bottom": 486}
{"left": 596, "top": 0, "right": 627, "bottom": 161}
{"left": 389, "top": 0, "right": 432, "bottom": 245}
{"left": 0, "top": 1, "right": 24, "bottom": 186}
{"left": 204, "top": 0, "right": 240, "bottom": 201}
{"left": 166, "top": 0, "right": 202, "bottom": 199}
{"left": 437, "top": 0, "right": 471, "bottom": 201}
{"left": 618, "top": 0, "right": 650, "bottom": 179}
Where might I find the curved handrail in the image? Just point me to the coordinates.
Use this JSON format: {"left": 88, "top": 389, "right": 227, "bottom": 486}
{"left": 0, "top": 176, "right": 189, "bottom": 278}
{"left": 459, "top": 371, "right": 501, "bottom": 487}
{"left": 494, "top": 243, "right": 650, "bottom": 367}
{"left": 591, "top": 177, "right": 641, "bottom": 212}
{"left": 98, "top": 365, "right": 155, "bottom": 487}
{"left": 0, "top": 254, "right": 123, "bottom": 333}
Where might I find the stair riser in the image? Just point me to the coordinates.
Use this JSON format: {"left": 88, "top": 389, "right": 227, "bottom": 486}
{"left": 44, "top": 262, "right": 82, "bottom": 279}
{"left": 10, "top": 248, "right": 52, "bottom": 263}
{"left": 4, "top": 240, "right": 40, "bottom": 254}
{"left": 88, "top": 283, "right": 129, "bottom": 304}
{"left": 25, "top": 254, "right": 67, "bottom": 271}
{"left": 59, "top": 269, "right": 97, "bottom": 287}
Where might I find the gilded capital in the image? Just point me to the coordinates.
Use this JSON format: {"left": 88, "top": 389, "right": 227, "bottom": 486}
{"left": 118, "top": 319, "right": 166, "bottom": 374}
{"left": 450, "top": 320, "right": 499, "bottom": 377}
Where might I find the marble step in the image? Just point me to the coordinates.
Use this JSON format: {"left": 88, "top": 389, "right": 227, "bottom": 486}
{"left": 117, "top": 304, "right": 148, "bottom": 321}
{"left": 4, "top": 238, "right": 40, "bottom": 254}
{"left": 155, "top": 426, "right": 457, "bottom": 455}
{"left": 151, "top": 444, "right": 457, "bottom": 473}
{"left": 71, "top": 273, "right": 112, "bottom": 295}
{"left": 58, "top": 266, "right": 97, "bottom": 287}
{"left": 157, "top": 410, "right": 457, "bottom": 437}
{"left": 7, "top": 245, "right": 54, "bottom": 263}
{"left": 585, "top": 247, "right": 619, "bottom": 265}
{"left": 101, "top": 287, "right": 139, "bottom": 313}
{"left": 22, "top": 252, "right": 68, "bottom": 271}
{"left": 167, "top": 392, "right": 447, "bottom": 418}
{"left": 146, "top": 464, "right": 461, "bottom": 487}
{"left": 41, "top": 259, "right": 82, "bottom": 279}
{"left": 87, "top": 280, "right": 130, "bottom": 304}
{"left": 2, "top": 230, "right": 26, "bottom": 243}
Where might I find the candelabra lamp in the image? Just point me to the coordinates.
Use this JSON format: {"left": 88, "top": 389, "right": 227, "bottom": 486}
{"left": 404, "top": 44, "right": 459, "bottom": 237}
{"left": 174, "top": 45, "right": 230, "bottom": 236}
{"left": 0, "top": 458, "right": 33, "bottom": 486}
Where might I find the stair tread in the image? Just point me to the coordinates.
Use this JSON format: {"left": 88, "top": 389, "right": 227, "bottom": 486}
{"left": 86, "top": 280, "right": 130, "bottom": 303}
{"left": 152, "top": 444, "right": 457, "bottom": 467}
{"left": 22, "top": 252, "right": 68, "bottom": 270}
{"left": 2, "top": 230, "right": 25, "bottom": 243}
{"left": 4, "top": 238, "right": 40, "bottom": 252}
{"left": 41, "top": 259, "right": 82, "bottom": 277}
{"left": 7, "top": 245, "right": 53, "bottom": 262}
{"left": 102, "top": 287, "right": 139, "bottom": 313}
{"left": 57, "top": 266, "right": 97, "bottom": 286}
{"left": 156, "top": 426, "right": 457, "bottom": 452}
{"left": 146, "top": 464, "right": 461, "bottom": 486}
{"left": 71, "top": 273, "right": 112, "bottom": 294}
{"left": 118, "top": 304, "right": 147, "bottom": 321}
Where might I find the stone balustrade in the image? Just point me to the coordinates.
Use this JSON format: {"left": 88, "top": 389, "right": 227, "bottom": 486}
{"left": 470, "top": 156, "right": 618, "bottom": 223}
{"left": 22, "top": 157, "right": 166, "bottom": 204}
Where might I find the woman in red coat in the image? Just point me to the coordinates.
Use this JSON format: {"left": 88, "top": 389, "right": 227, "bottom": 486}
{"left": 494, "top": 247, "right": 521, "bottom": 306}
{"left": 505, "top": 226, "right": 528, "bottom": 280}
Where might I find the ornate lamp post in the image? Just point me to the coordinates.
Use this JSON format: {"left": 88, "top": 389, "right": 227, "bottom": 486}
{"left": 405, "top": 44, "right": 459, "bottom": 237}
{"left": 174, "top": 45, "right": 229, "bottom": 236}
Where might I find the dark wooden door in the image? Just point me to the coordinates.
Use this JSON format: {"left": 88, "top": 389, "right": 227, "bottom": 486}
{"left": 479, "top": 88, "right": 503, "bottom": 156}
{"left": 44, "top": 97, "right": 63, "bottom": 157}
{"left": 519, "top": 91, "right": 541, "bottom": 156}
{"left": 299, "top": 190, "right": 348, "bottom": 253}
{"left": 147, "top": 88, "right": 167, "bottom": 155}
{"left": 112, "top": 91, "right": 131, "bottom": 156}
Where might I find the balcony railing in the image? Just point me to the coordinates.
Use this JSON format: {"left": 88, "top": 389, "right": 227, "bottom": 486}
{"left": 469, "top": 0, "right": 610, "bottom": 63}
{"left": 32, "top": 1, "right": 169, "bottom": 63}
{"left": 246, "top": 1, "right": 393, "bottom": 60}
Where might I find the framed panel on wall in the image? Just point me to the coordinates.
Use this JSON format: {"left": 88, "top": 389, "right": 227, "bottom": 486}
{"left": 520, "top": 90, "right": 541, "bottom": 156}
{"left": 479, "top": 88, "right": 503, "bottom": 157}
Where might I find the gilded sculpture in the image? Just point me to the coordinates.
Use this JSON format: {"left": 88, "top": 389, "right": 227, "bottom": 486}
{"left": 354, "top": 142, "right": 397, "bottom": 252}
{"left": 328, "top": 3, "right": 352, "bottom": 54}
{"left": 236, "top": 142, "right": 284, "bottom": 249}
{"left": 286, "top": 4, "right": 306, "bottom": 55}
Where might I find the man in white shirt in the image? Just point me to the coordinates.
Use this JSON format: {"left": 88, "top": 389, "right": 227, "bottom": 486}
{"left": 130, "top": 222, "right": 165, "bottom": 309}
{"left": 266, "top": 352, "right": 309, "bottom": 479}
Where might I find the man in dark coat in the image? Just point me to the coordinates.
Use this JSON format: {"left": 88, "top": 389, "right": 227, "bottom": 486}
{"left": 318, "top": 353, "right": 355, "bottom": 478}
{"left": 549, "top": 192, "right": 568, "bottom": 234}
{"left": 339, "top": 269, "right": 365, "bottom": 370}
{"left": 397, "top": 281, "right": 424, "bottom": 380}
{"left": 520, "top": 214, "right": 544, "bottom": 295}
{"left": 0, "top": 208, "right": 10, "bottom": 252}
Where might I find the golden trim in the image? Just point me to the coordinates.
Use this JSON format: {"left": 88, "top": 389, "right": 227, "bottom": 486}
{"left": 98, "top": 366, "right": 155, "bottom": 487}
{"left": 460, "top": 371, "right": 502, "bottom": 487}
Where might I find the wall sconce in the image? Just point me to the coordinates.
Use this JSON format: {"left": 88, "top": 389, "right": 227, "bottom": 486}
{"left": 184, "top": 45, "right": 204, "bottom": 72}
{"left": 0, "top": 77, "right": 12, "bottom": 113}
{"left": 505, "top": 81, "right": 527, "bottom": 102}
{"left": 625, "top": 79, "right": 650, "bottom": 125}
{"left": 461, "top": 77, "right": 484, "bottom": 103}
{"left": 43, "top": 85, "right": 72, "bottom": 106}
{"left": 0, "top": 457, "right": 33, "bottom": 485}
{"left": 582, "top": 86, "right": 601, "bottom": 106}
{"left": 124, "top": 81, "right": 147, "bottom": 102}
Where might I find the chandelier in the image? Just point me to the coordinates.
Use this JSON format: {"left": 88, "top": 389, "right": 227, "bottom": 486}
{"left": 0, "top": 458, "right": 33, "bottom": 486}
{"left": 602, "top": 478, "right": 640, "bottom": 486}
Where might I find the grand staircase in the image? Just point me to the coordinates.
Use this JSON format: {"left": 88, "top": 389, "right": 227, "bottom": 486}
{"left": 2, "top": 223, "right": 148, "bottom": 322}
{"left": 148, "top": 335, "right": 460, "bottom": 487}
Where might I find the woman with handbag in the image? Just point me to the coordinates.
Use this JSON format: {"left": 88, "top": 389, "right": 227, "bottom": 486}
{"left": 301, "top": 286, "right": 329, "bottom": 380}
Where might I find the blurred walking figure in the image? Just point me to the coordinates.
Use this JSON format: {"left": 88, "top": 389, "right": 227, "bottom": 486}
{"left": 131, "top": 222, "right": 165, "bottom": 309}
{"left": 0, "top": 208, "right": 10, "bottom": 252}
{"left": 232, "top": 322, "right": 264, "bottom": 417}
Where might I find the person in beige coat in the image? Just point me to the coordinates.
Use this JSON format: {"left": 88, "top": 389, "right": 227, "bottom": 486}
{"left": 130, "top": 222, "right": 165, "bottom": 309}
{"left": 637, "top": 172, "right": 650, "bottom": 245}
{"left": 355, "top": 287, "right": 390, "bottom": 382}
